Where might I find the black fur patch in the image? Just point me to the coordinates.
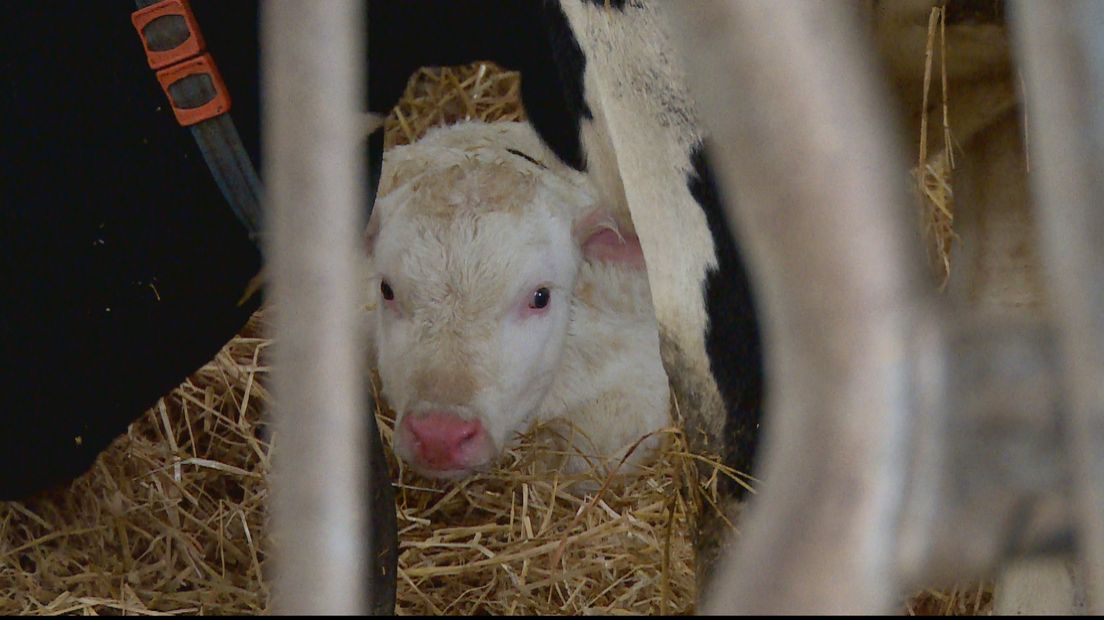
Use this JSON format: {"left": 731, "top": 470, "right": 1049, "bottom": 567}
{"left": 531, "top": 1, "right": 592, "bottom": 171}
{"left": 367, "top": 128, "right": 385, "bottom": 213}
{"left": 688, "top": 142, "right": 765, "bottom": 495}
{"left": 368, "top": 1, "right": 541, "bottom": 115}
{"left": 367, "top": 1, "right": 590, "bottom": 173}
{"left": 0, "top": 0, "right": 262, "bottom": 497}
{"left": 945, "top": 0, "right": 1005, "bottom": 25}
{"left": 580, "top": 0, "right": 630, "bottom": 10}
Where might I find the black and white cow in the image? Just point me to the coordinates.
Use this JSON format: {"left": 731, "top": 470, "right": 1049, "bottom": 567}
{"left": 1, "top": 1, "right": 264, "bottom": 498}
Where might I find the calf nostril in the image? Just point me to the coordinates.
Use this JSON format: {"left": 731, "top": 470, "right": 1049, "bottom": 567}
{"left": 404, "top": 412, "right": 484, "bottom": 455}
{"left": 460, "top": 425, "right": 479, "bottom": 443}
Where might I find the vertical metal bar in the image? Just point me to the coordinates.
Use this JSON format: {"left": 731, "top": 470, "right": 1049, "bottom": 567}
{"left": 667, "top": 2, "right": 929, "bottom": 613}
{"left": 1011, "top": 2, "right": 1104, "bottom": 611}
{"left": 262, "top": 0, "right": 368, "bottom": 614}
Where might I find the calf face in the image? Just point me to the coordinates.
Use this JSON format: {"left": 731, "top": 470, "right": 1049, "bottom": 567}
{"left": 365, "top": 128, "right": 636, "bottom": 479}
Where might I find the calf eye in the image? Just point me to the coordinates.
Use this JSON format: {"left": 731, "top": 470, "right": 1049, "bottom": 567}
{"left": 530, "top": 287, "right": 551, "bottom": 309}
{"left": 381, "top": 280, "right": 395, "bottom": 301}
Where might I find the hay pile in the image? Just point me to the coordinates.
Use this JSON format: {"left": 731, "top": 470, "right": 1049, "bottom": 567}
{"left": 0, "top": 314, "right": 272, "bottom": 615}
{"left": 0, "top": 58, "right": 990, "bottom": 615}
{"left": 383, "top": 63, "right": 526, "bottom": 150}
{"left": 0, "top": 62, "right": 715, "bottom": 615}
{"left": 0, "top": 304, "right": 709, "bottom": 615}
{"left": 907, "top": 582, "right": 993, "bottom": 616}
{"left": 913, "top": 4, "right": 959, "bottom": 289}
{"left": 381, "top": 397, "right": 704, "bottom": 614}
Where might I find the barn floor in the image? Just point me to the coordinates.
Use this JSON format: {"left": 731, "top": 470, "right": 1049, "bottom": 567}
{"left": 0, "top": 60, "right": 993, "bottom": 615}
{"left": 0, "top": 309, "right": 708, "bottom": 614}
{"left": 0, "top": 308, "right": 992, "bottom": 615}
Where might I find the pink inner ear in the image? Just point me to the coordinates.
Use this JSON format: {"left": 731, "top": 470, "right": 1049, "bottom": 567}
{"left": 582, "top": 227, "right": 646, "bottom": 269}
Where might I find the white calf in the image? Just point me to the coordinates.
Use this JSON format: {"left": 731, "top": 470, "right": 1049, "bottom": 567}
{"left": 363, "top": 121, "right": 670, "bottom": 483}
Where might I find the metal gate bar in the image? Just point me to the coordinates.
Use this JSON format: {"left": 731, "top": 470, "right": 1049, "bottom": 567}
{"left": 1012, "top": 1, "right": 1104, "bottom": 611}
{"left": 666, "top": 2, "right": 930, "bottom": 613}
{"left": 262, "top": 1, "right": 368, "bottom": 614}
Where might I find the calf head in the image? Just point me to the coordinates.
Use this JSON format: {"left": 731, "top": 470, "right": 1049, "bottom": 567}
{"left": 365, "top": 141, "right": 643, "bottom": 479}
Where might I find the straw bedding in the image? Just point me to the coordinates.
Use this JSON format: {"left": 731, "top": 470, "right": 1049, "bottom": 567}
{"left": 0, "top": 313, "right": 273, "bottom": 615}
{"left": 0, "top": 63, "right": 713, "bottom": 616}
{"left": 1, "top": 49, "right": 991, "bottom": 616}
{"left": 913, "top": 5, "right": 958, "bottom": 289}
{"left": 380, "top": 63, "right": 715, "bottom": 613}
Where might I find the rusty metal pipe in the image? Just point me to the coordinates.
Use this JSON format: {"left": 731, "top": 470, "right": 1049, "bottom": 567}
{"left": 1012, "top": 1, "right": 1104, "bottom": 611}
{"left": 262, "top": 0, "right": 370, "bottom": 613}
{"left": 667, "top": 2, "right": 933, "bottom": 613}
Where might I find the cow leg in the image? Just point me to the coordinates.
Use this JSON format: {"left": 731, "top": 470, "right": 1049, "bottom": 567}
{"left": 553, "top": 0, "right": 764, "bottom": 596}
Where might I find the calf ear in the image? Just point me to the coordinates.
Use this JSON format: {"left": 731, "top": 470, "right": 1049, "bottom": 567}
{"left": 573, "top": 208, "right": 646, "bottom": 269}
